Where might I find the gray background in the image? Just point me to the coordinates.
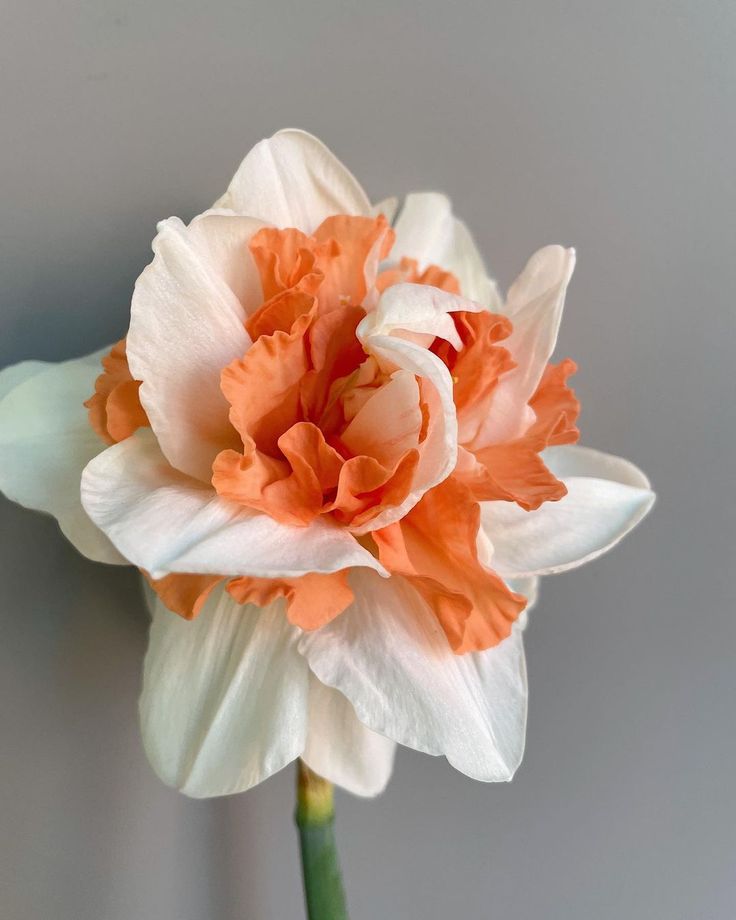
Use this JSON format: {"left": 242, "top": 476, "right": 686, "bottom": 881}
{"left": 1, "top": 1, "right": 734, "bottom": 918}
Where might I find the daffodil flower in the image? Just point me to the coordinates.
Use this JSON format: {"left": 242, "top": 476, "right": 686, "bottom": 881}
{"left": 0, "top": 130, "right": 654, "bottom": 804}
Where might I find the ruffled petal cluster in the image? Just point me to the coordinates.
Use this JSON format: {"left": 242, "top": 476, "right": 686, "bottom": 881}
{"left": 0, "top": 130, "right": 654, "bottom": 798}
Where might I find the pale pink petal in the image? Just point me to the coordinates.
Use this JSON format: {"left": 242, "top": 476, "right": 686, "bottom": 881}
{"left": 0, "top": 352, "right": 126, "bottom": 564}
{"left": 81, "top": 430, "right": 387, "bottom": 580}
{"left": 213, "top": 129, "right": 371, "bottom": 231}
{"left": 301, "top": 674, "right": 396, "bottom": 798}
{"left": 299, "top": 569, "right": 528, "bottom": 782}
{"left": 341, "top": 370, "right": 422, "bottom": 468}
{"left": 127, "top": 213, "right": 265, "bottom": 482}
{"left": 482, "top": 444, "right": 655, "bottom": 577}
{"left": 141, "top": 583, "right": 309, "bottom": 797}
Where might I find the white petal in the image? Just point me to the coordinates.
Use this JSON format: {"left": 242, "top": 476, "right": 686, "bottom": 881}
{"left": 391, "top": 192, "right": 502, "bottom": 307}
{"left": 299, "top": 569, "right": 528, "bottom": 782}
{"left": 141, "top": 584, "right": 309, "bottom": 797}
{"left": 351, "top": 281, "right": 481, "bottom": 531}
{"left": 361, "top": 281, "right": 482, "bottom": 349}
{"left": 214, "top": 129, "right": 371, "bottom": 231}
{"left": 450, "top": 218, "right": 503, "bottom": 310}
{"left": 0, "top": 359, "right": 48, "bottom": 399}
{"left": 478, "top": 245, "right": 576, "bottom": 446}
{"left": 542, "top": 443, "right": 652, "bottom": 487}
{"left": 301, "top": 674, "right": 396, "bottom": 798}
{"left": 351, "top": 333, "right": 457, "bottom": 533}
{"left": 81, "top": 430, "right": 388, "bottom": 581}
{"left": 0, "top": 348, "right": 107, "bottom": 401}
{"left": 482, "top": 444, "right": 655, "bottom": 578}
{"left": 127, "top": 213, "right": 264, "bottom": 482}
{"left": 0, "top": 353, "right": 127, "bottom": 564}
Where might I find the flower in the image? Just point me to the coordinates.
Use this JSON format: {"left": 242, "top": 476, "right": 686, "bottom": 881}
{"left": 0, "top": 130, "right": 654, "bottom": 798}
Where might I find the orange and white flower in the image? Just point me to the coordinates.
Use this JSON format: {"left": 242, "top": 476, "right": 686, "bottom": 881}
{"left": 0, "top": 130, "right": 654, "bottom": 797}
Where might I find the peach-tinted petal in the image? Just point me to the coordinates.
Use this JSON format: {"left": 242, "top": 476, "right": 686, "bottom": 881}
{"left": 373, "top": 477, "right": 526, "bottom": 652}
{"left": 341, "top": 370, "right": 422, "bottom": 468}
{"left": 300, "top": 306, "right": 367, "bottom": 423}
{"left": 85, "top": 338, "right": 149, "bottom": 444}
{"left": 462, "top": 440, "right": 568, "bottom": 511}
{"left": 278, "top": 422, "right": 345, "bottom": 502}
{"left": 228, "top": 568, "right": 353, "bottom": 630}
{"left": 329, "top": 449, "right": 419, "bottom": 528}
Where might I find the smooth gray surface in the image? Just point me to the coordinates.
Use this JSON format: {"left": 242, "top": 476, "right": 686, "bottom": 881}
{"left": 1, "top": 1, "right": 734, "bottom": 918}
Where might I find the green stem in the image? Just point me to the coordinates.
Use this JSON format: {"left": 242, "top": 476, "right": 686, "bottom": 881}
{"left": 295, "top": 760, "right": 350, "bottom": 920}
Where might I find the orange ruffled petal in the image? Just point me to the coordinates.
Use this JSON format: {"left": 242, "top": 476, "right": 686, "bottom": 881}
{"left": 85, "top": 338, "right": 149, "bottom": 444}
{"left": 528, "top": 357, "right": 580, "bottom": 447}
{"left": 227, "top": 569, "right": 354, "bottom": 630}
{"left": 146, "top": 568, "right": 353, "bottom": 631}
{"left": 312, "top": 214, "right": 395, "bottom": 308}
{"left": 246, "top": 215, "right": 394, "bottom": 338}
{"left": 377, "top": 256, "right": 461, "bottom": 295}
{"left": 147, "top": 572, "right": 224, "bottom": 619}
{"left": 373, "top": 477, "right": 527, "bottom": 652}
{"left": 432, "top": 310, "right": 516, "bottom": 446}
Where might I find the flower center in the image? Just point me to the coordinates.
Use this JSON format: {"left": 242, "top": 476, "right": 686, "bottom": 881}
{"left": 211, "top": 215, "right": 451, "bottom": 530}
